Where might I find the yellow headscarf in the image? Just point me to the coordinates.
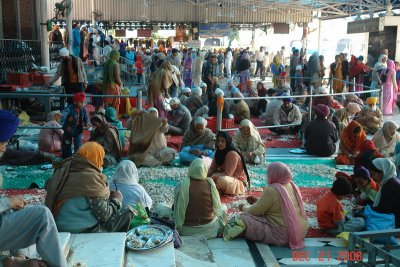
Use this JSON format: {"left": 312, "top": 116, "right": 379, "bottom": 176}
{"left": 173, "top": 159, "right": 221, "bottom": 232}
{"left": 77, "top": 142, "right": 105, "bottom": 169}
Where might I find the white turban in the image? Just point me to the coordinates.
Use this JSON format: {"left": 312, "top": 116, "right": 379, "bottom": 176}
{"left": 194, "top": 116, "right": 207, "bottom": 126}
{"left": 147, "top": 107, "right": 159, "bottom": 116}
{"left": 182, "top": 87, "right": 192, "bottom": 94}
{"left": 200, "top": 82, "right": 207, "bottom": 88}
{"left": 192, "top": 87, "right": 202, "bottom": 96}
{"left": 215, "top": 88, "right": 224, "bottom": 97}
{"left": 59, "top": 48, "right": 70, "bottom": 57}
{"left": 170, "top": 97, "right": 181, "bottom": 105}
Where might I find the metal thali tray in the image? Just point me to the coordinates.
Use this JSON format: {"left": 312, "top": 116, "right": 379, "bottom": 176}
{"left": 126, "top": 224, "right": 173, "bottom": 251}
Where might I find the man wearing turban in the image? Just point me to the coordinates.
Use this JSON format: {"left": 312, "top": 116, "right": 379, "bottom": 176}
{"left": 356, "top": 97, "right": 383, "bottom": 134}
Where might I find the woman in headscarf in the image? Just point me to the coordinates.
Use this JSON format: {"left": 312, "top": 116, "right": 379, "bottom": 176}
{"left": 183, "top": 51, "right": 193, "bottom": 87}
{"left": 370, "top": 54, "right": 388, "bottom": 91}
{"left": 38, "top": 111, "right": 63, "bottom": 153}
{"left": 104, "top": 107, "right": 125, "bottom": 148}
{"left": 348, "top": 56, "right": 368, "bottom": 92}
{"left": 372, "top": 121, "right": 400, "bottom": 157}
{"left": 45, "top": 142, "right": 135, "bottom": 233}
{"left": 233, "top": 119, "right": 265, "bottom": 165}
{"left": 336, "top": 121, "right": 367, "bottom": 165}
{"left": 370, "top": 158, "right": 400, "bottom": 228}
{"left": 208, "top": 131, "right": 250, "bottom": 195}
{"left": 147, "top": 60, "right": 174, "bottom": 118}
{"left": 354, "top": 140, "right": 385, "bottom": 171}
{"left": 103, "top": 50, "right": 123, "bottom": 116}
{"left": 154, "top": 159, "right": 225, "bottom": 238}
{"left": 225, "top": 162, "right": 308, "bottom": 249}
{"left": 270, "top": 55, "right": 284, "bottom": 87}
{"left": 330, "top": 55, "right": 344, "bottom": 93}
{"left": 381, "top": 59, "right": 398, "bottom": 115}
{"left": 109, "top": 160, "right": 152, "bottom": 209}
{"left": 89, "top": 114, "right": 122, "bottom": 166}
{"left": 180, "top": 117, "right": 215, "bottom": 165}
{"left": 127, "top": 108, "right": 176, "bottom": 167}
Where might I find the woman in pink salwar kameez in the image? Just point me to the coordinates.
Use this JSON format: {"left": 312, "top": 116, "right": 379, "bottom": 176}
{"left": 382, "top": 60, "right": 398, "bottom": 115}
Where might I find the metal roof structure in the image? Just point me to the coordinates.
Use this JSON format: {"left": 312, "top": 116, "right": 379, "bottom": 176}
{"left": 186, "top": 0, "right": 400, "bottom": 19}
{"left": 47, "top": 0, "right": 400, "bottom": 24}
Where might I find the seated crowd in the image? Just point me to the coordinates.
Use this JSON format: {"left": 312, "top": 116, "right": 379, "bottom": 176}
{"left": 2, "top": 50, "right": 400, "bottom": 266}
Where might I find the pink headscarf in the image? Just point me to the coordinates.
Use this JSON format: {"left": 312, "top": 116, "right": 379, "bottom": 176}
{"left": 267, "top": 162, "right": 307, "bottom": 249}
{"left": 387, "top": 59, "right": 395, "bottom": 70}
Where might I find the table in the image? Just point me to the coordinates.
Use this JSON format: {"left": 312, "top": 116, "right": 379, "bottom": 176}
{"left": 0, "top": 85, "right": 65, "bottom": 120}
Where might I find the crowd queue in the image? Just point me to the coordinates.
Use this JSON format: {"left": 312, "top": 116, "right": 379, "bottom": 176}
{"left": 0, "top": 25, "right": 400, "bottom": 266}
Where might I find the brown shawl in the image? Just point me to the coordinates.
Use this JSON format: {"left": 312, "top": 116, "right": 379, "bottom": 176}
{"left": 147, "top": 61, "right": 174, "bottom": 105}
{"left": 89, "top": 114, "right": 122, "bottom": 161}
{"left": 181, "top": 120, "right": 216, "bottom": 150}
{"left": 127, "top": 111, "right": 164, "bottom": 166}
{"left": 45, "top": 155, "right": 110, "bottom": 215}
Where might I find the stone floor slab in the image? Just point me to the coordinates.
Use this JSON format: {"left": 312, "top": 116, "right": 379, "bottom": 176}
{"left": 67, "top": 233, "right": 126, "bottom": 267}
{"left": 125, "top": 241, "right": 175, "bottom": 267}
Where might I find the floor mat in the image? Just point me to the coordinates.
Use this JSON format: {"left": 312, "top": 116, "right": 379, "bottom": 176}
{"left": 220, "top": 187, "right": 333, "bottom": 238}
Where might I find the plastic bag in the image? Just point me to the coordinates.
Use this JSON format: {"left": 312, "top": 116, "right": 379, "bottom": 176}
{"left": 364, "top": 205, "right": 398, "bottom": 245}
{"left": 130, "top": 204, "right": 151, "bottom": 229}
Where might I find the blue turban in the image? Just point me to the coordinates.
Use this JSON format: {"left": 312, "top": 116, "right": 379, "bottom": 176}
{"left": 0, "top": 110, "right": 19, "bottom": 142}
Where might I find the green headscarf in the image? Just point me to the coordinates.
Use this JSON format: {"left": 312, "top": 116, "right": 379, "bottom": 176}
{"left": 104, "top": 107, "right": 125, "bottom": 148}
{"left": 105, "top": 107, "right": 120, "bottom": 124}
{"left": 103, "top": 50, "right": 120, "bottom": 93}
{"left": 173, "top": 159, "right": 221, "bottom": 232}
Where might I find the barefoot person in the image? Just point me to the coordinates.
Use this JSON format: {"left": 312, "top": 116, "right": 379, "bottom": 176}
{"left": 0, "top": 110, "right": 67, "bottom": 267}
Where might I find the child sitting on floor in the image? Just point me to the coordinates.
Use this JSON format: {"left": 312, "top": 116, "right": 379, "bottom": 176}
{"left": 352, "top": 166, "right": 380, "bottom": 206}
{"left": 317, "top": 176, "right": 365, "bottom": 236}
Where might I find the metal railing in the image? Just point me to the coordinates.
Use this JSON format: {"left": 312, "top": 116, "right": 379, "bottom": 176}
{"left": 0, "top": 39, "right": 42, "bottom": 82}
{"left": 348, "top": 229, "right": 400, "bottom": 266}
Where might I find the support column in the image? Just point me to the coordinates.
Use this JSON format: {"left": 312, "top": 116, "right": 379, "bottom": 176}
{"left": 0, "top": 0, "right": 3, "bottom": 39}
{"left": 40, "top": 0, "right": 49, "bottom": 68}
{"left": 91, "top": 0, "right": 95, "bottom": 26}
{"left": 16, "top": 0, "right": 21, "bottom": 39}
{"left": 317, "top": 18, "right": 322, "bottom": 54}
{"left": 66, "top": 0, "right": 72, "bottom": 51}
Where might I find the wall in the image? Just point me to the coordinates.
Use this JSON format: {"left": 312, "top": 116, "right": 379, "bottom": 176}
{"left": 1, "top": 0, "right": 39, "bottom": 40}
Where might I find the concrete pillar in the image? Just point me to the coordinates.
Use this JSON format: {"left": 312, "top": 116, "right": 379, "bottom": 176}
{"left": 317, "top": 18, "right": 322, "bottom": 54}
{"left": 0, "top": 0, "right": 3, "bottom": 39}
{"left": 91, "top": 0, "right": 95, "bottom": 26}
{"left": 16, "top": 0, "right": 21, "bottom": 39}
{"left": 40, "top": 0, "right": 49, "bottom": 68}
{"left": 66, "top": 0, "right": 72, "bottom": 51}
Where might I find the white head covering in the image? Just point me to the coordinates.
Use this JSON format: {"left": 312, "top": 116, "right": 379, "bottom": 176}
{"left": 372, "top": 158, "right": 397, "bottom": 207}
{"left": 234, "top": 92, "right": 244, "bottom": 98}
{"left": 227, "top": 80, "right": 234, "bottom": 87}
{"left": 112, "top": 160, "right": 139, "bottom": 185}
{"left": 239, "top": 119, "right": 263, "bottom": 143}
{"left": 59, "top": 48, "right": 70, "bottom": 57}
{"left": 147, "top": 107, "right": 159, "bottom": 117}
{"left": 215, "top": 88, "right": 224, "bottom": 97}
{"left": 192, "top": 87, "right": 202, "bottom": 96}
{"left": 110, "top": 160, "right": 153, "bottom": 209}
{"left": 182, "top": 87, "right": 192, "bottom": 94}
{"left": 88, "top": 28, "right": 94, "bottom": 34}
{"left": 194, "top": 116, "right": 207, "bottom": 126}
{"left": 318, "top": 87, "right": 328, "bottom": 94}
{"left": 200, "top": 82, "right": 207, "bottom": 88}
{"left": 46, "top": 110, "right": 61, "bottom": 122}
{"left": 170, "top": 97, "right": 181, "bottom": 105}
